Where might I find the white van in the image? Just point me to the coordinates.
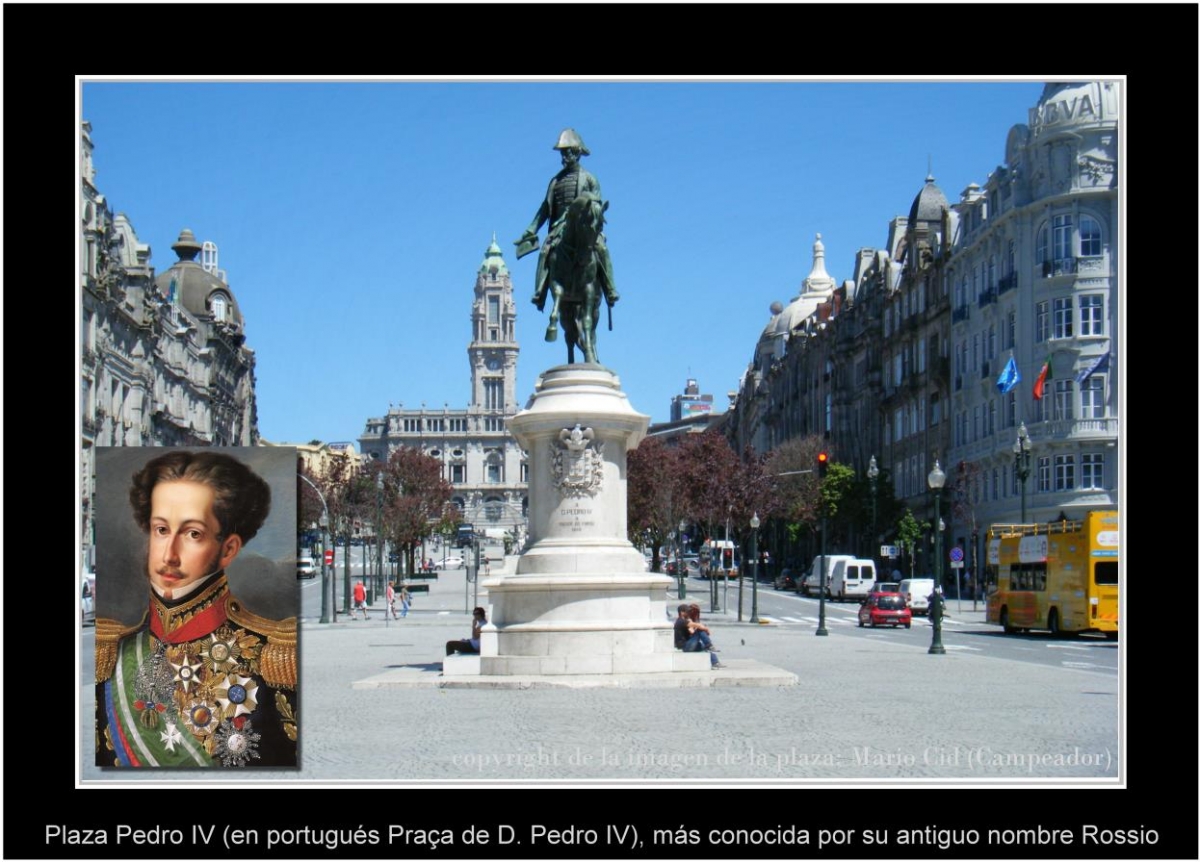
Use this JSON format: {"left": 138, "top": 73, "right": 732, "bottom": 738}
{"left": 830, "top": 559, "right": 876, "bottom": 601}
{"left": 801, "top": 555, "right": 855, "bottom": 597}
{"left": 898, "top": 578, "right": 935, "bottom": 615}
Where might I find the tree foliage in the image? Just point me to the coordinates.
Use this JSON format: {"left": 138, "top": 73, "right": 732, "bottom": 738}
{"left": 895, "top": 508, "right": 929, "bottom": 577}
{"left": 378, "top": 446, "right": 457, "bottom": 576}
{"left": 626, "top": 436, "right": 683, "bottom": 572}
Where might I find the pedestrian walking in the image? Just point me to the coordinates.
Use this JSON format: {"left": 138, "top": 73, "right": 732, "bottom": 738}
{"left": 400, "top": 582, "right": 412, "bottom": 618}
{"left": 352, "top": 579, "right": 369, "bottom": 620}
{"left": 386, "top": 581, "right": 399, "bottom": 620}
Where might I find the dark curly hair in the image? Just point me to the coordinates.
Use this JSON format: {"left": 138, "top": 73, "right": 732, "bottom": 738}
{"left": 130, "top": 451, "right": 271, "bottom": 544}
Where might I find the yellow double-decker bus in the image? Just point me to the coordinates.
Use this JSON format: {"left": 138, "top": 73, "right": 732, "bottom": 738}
{"left": 985, "top": 510, "right": 1118, "bottom": 638}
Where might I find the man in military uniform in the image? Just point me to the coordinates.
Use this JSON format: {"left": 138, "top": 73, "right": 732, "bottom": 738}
{"left": 515, "top": 128, "right": 619, "bottom": 312}
{"left": 95, "top": 451, "right": 298, "bottom": 768}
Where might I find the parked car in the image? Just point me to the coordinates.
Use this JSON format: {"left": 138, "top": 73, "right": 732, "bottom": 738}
{"left": 857, "top": 592, "right": 912, "bottom": 628}
{"left": 81, "top": 571, "right": 97, "bottom": 624}
{"left": 434, "top": 556, "right": 465, "bottom": 570}
{"left": 296, "top": 557, "right": 317, "bottom": 579}
{"left": 899, "top": 578, "right": 936, "bottom": 615}
{"left": 773, "top": 569, "right": 798, "bottom": 591}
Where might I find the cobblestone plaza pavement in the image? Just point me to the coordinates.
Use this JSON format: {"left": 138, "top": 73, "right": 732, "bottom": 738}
{"left": 80, "top": 560, "right": 1120, "bottom": 783}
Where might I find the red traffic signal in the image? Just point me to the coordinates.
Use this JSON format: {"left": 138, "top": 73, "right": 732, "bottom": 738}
{"left": 817, "top": 451, "right": 829, "bottom": 478}
{"left": 722, "top": 548, "right": 734, "bottom": 569}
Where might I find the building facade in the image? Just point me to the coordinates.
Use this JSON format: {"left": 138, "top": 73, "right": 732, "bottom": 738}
{"left": 81, "top": 121, "right": 259, "bottom": 559}
{"left": 724, "top": 81, "right": 1119, "bottom": 569}
{"left": 946, "top": 82, "right": 1119, "bottom": 552}
{"left": 358, "top": 239, "right": 528, "bottom": 542}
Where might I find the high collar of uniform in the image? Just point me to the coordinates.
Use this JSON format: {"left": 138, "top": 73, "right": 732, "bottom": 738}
{"left": 149, "top": 573, "right": 230, "bottom": 643}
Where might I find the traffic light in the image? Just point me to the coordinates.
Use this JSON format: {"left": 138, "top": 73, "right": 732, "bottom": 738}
{"left": 817, "top": 451, "right": 829, "bottom": 478}
{"left": 722, "top": 548, "right": 733, "bottom": 570}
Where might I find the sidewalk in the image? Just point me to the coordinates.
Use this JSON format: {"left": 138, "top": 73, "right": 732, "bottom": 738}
{"left": 80, "top": 561, "right": 1118, "bottom": 783}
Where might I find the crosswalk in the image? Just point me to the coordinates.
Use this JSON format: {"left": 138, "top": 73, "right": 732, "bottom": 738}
{"left": 761, "top": 614, "right": 970, "bottom": 628}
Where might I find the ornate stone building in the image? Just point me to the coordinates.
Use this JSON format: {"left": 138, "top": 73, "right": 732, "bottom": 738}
{"left": 724, "top": 81, "right": 1119, "bottom": 568}
{"left": 946, "top": 82, "right": 1119, "bottom": 552}
{"left": 81, "top": 121, "right": 259, "bottom": 558}
{"left": 358, "top": 238, "right": 528, "bottom": 542}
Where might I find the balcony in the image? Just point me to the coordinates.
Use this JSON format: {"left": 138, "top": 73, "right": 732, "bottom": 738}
{"left": 952, "top": 305, "right": 971, "bottom": 324}
{"left": 1040, "top": 257, "right": 1077, "bottom": 278}
{"left": 997, "top": 272, "right": 1018, "bottom": 296}
{"left": 977, "top": 288, "right": 996, "bottom": 309}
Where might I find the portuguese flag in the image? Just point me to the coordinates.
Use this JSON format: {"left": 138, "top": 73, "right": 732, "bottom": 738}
{"left": 1032, "top": 355, "right": 1052, "bottom": 400}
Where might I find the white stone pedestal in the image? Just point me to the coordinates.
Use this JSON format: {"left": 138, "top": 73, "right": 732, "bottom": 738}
{"left": 478, "top": 364, "right": 709, "bottom": 675}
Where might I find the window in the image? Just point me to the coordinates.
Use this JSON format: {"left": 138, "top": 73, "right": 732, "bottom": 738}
{"left": 987, "top": 400, "right": 997, "bottom": 437}
{"left": 1054, "top": 455, "right": 1075, "bottom": 491}
{"left": 1036, "top": 301, "right": 1050, "bottom": 343}
{"left": 972, "top": 405, "right": 980, "bottom": 442}
{"left": 210, "top": 293, "right": 228, "bottom": 322}
{"left": 1080, "top": 376, "right": 1105, "bottom": 419}
{"left": 1079, "top": 216, "right": 1102, "bottom": 257}
{"left": 918, "top": 338, "right": 926, "bottom": 373}
{"left": 1080, "top": 295, "right": 1104, "bottom": 336}
{"left": 987, "top": 326, "right": 996, "bottom": 360}
{"left": 1007, "top": 392, "right": 1016, "bottom": 428}
{"left": 485, "top": 450, "right": 503, "bottom": 483}
{"left": 484, "top": 379, "right": 504, "bottom": 410}
{"left": 1007, "top": 312, "right": 1017, "bottom": 350}
{"left": 1007, "top": 240, "right": 1016, "bottom": 277}
{"left": 1052, "top": 298, "right": 1073, "bottom": 339}
{"left": 1054, "top": 379, "right": 1074, "bottom": 421}
{"left": 1081, "top": 453, "right": 1104, "bottom": 489}
{"left": 1035, "top": 224, "right": 1049, "bottom": 266}
{"left": 930, "top": 393, "right": 940, "bottom": 426}
{"left": 1037, "top": 457, "right": 1051, "bottom": 493}
{"left": 450, "top": 463, "right": 465, "bottom": 484}
{"left": 1052, "top": 215, "right": 1073, "bottom": 262}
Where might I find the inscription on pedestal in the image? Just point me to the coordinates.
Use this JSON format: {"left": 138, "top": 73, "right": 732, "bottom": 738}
{"left": 558, "top": 506, "right": 596, "bottom": 533}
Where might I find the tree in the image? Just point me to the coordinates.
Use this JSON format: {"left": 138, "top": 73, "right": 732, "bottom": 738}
{"left": 676, "top": 431, "right": 743, "bottom": 547}
{"left": 895, "top": 508, "right": 930, "bottom": 577}
{"left": 379, "top": 446, "right": 455, "bottom": 578}
{"left": 626, "top": 436, "right": 683, "bottom": 573}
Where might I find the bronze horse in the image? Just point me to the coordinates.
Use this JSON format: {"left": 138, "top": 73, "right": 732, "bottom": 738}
{"left": 544, "top": 195, "right": 607, "bottom": 364}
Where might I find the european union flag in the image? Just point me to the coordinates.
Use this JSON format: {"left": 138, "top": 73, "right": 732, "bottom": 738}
{"left": 996, "top": 355, "right": 1021, "bottom": 394}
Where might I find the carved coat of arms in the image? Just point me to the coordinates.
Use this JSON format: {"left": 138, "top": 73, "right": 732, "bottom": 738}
{"left": 552, "top": 424, "right": 604, "bottom": 497}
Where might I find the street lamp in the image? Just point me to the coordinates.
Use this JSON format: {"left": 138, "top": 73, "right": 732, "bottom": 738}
{"left": 1012, "top": 421, "right": 1032, "bottom": 522}
{"left": 927, "top": 458, "right": 947, "bottom": 655}
{"left": 299, "top": 473, "right": 333, "bottom": 624}
{"left": 375, "top": 470, "right": 384, "bottom": 606}
{"left": 867, "top": 455, "right": 879, "bottom": 557}
{"left": 677, "top": 519, "right": 687, "bottom": 600}
{"left": 749, "top": 512, "right": 761, "bottom": 624}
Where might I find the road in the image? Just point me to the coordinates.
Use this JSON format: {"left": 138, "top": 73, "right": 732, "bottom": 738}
{"left": 669, "top": 575, "right": 1118, "bottom": 677}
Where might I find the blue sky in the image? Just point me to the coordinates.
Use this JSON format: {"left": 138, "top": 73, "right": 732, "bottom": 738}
{"left": 81, "top": 78, "right": 1044, "bottom": 446}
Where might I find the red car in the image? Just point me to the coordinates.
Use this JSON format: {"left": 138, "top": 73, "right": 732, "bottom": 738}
{"left": 858, "top": 592, "right": 912, "bottom": 628}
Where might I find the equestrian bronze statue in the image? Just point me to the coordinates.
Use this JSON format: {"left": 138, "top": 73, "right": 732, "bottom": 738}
{"left": 515, "top": 129, "right": 619, "bottom": 364}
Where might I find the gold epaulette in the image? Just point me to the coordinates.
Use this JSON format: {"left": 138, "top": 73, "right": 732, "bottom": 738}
{"left": 226, "top": 596, "right": 298, "bottom": 689}
{"left": 94, "top": 614, "right": 147, "bottom": 684}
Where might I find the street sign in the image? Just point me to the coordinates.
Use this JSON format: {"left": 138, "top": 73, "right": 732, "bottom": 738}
{"left": 949, "top": 546, "right": 964, "bottom": 563}
{"left": 950, "top": 561, "right": 963, "bottom": 569}
{"left": 880, "top": 544, "right": 898, "bottom": 558}
{"left": 324, "top": 550, "right": 334, "bottom": 565}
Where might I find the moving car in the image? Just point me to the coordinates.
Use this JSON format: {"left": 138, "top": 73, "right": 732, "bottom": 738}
{"left": 296, "top": 556, "right": 317, "bottom": 579}
{"left": 899, "top": 578, "right": 935, "bottom": 615}
{"left": 857, "top": 592, "right": 912, "bottom": 628}
{"left": 435, "top": 556, "right": 465, "bottom": 570}
{"left": 773, "top": 569, "right": 797, "bottom": 591}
